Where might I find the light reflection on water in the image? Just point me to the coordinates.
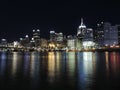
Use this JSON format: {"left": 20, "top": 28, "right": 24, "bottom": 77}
{"left": 0, "top": 52, "right": 7, "bottom": 76}
{"left": 77, "top": 52, "right": 96, "bottom": 90}
{"left": 48, "top": 52, "right": 56, "bottom": 83}
{"left": 67, "top": 52, "right": 76, "bottom": 77}
{"left": 29, "top": 52, "right": 40, "bottom": 78}
{"left": 0, "top": 51, "right": 120, "bottom": 90}
{"left": 11, "top": 52, "right": 23, "bottom": 77}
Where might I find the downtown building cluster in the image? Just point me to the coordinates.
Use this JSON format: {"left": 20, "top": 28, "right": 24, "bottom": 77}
{"left": 0, "top": 18, "right": 120, "bottom": 51}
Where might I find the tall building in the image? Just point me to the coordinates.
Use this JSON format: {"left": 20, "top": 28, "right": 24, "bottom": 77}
{"left": 77, "top": 18, "right": 94, "bottom": 49}
{"left": 19, "top": 35, "right": 29, "bottom": 47}
{"left": 40, "top": 38, "right": 48, "bottom": 48}
{"left": 67, "top": 35, "right": 76, "bottom": 50}
{"left": 94, "top": 22, "right": 104, "bottom": 47}
{"left": 77, "top": 18, "right": 86, "bottom": 49}
{"left": 82, "top": 28, "right": 94, "bottom": 49}
{"left": 95, "top": 22, "right": 118, "bottom": 47}
{"left": 77, "top": 18, "right": 87, "bottom": 40}
{"left": 0, "top": 39, "right": 7, "bottom": 46}
{"left": 83, "top": 28, "right": 93, "bottom": 41}
{"left": 117, "top": 25, "right": 120, "bottom": 45}
{"left": 33, "top": 29, "right": 40, "bottom": 40}
{"left": 56, "top": 32, "right": 63, "bottom": 42}
{"left": 50, "top": 31, "right": 56, "bottom": 42}
{"left": 104, "top": 23, "right": 118, "bottom": 46}
{"left": 32, "top": 29, "right": 40, "bottom": 47}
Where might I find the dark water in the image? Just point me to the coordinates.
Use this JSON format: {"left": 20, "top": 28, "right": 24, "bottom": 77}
{"left": 0, "top": 51, "right": 120, "bottom": 90}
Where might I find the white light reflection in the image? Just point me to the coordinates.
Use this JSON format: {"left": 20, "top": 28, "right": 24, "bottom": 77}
{"left": 12, "top": 52, "right": 19, "bottom": 76}
{"left": 30, "top": 52, "right": 40, "bottom": 78}
{"left": 83, "top": 52, "right": 93, "bottom": 75}
{"left": 67, "top": 52, "right": 75, "bottom": 77}
{"left": 77, "top": 52, "right": 96, "bottom": 89}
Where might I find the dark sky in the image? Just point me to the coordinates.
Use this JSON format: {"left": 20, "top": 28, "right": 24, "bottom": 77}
{"left": 1, "top": 0, "right": 120, "bottom": 41}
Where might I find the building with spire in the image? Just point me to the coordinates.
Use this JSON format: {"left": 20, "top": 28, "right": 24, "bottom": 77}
{"left": 77, "top": 18, "right": 86, "bottom": 40}
{"left": 77, "top": 18, "right": 94, "bottom": 49}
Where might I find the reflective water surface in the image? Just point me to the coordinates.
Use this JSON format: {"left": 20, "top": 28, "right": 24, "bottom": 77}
{"left": 0, "top": 51, "right": 120, "bottom": 90}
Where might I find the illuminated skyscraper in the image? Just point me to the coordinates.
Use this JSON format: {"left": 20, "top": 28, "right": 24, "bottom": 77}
{"left": 50, "top": 31, "right": 56, "bottom": 42}
{"left": 77, "top": 18, "right": 94, "bottom": 49}
{"left": 82, "top": 28, "right": 94, "bottom": 49}
{"left": 94, "top": 22, "right": 104, "bottom": 46}
{"left": 32, "top": 29, "right": 40, "bottom": 47}
{"left": 117, "top": 25, "right": 120, "bottom": 45}
{"left": 1, "top": 39, "right": 7, "bottom": 46}
{"left": 56, "top": 32, "right": 63, "bottom": 42}
{"left": 67, "top": 35, "right": 76, "bottom": 50}
{"left": 77, "top": 18, "right": 86, "bottom": 40}
{"left": 33, "top": 29, "right": 40, "bottom": 40}
{"left": 95, "top": 22, "right": 119, "bottom": 47}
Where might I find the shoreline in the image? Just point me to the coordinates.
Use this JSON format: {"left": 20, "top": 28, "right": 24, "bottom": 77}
{"left": 0, "top": 48, "right": 120, "bottom": 53}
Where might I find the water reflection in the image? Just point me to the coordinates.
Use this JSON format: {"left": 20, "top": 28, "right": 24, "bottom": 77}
{"left": 0, "top": 51, "right": 120, "bottom": 90}
{"left": 24, "top": 52, "right": 30, "bottom": 76}
{"left": 105, "top": 52, "right": 109, "bottom": 76}
{"left": 12, "top": 52, "right": 22, "bottom": 76}
{"left": 55, "top": 52, "right": 61, "bottom": 76}
{"left": 109, "top": 52, "right": 120, "bottom": 75}
{"left": 29, "top": 52, "right": 40, "bottom": 78}
{"left": 67, "top": 52, "right": 76, "bottom": 77}
{"left": 83, "top": 52, "right": 95, "bottom": 75}
{"left": 48, "top": 52, "right": 56, "bottom": 83}
{"left": 77, "top": 52, "right": 96, "bottom": 90}
{"left": 0, "top": 52, "right": 7, "bottom": 76}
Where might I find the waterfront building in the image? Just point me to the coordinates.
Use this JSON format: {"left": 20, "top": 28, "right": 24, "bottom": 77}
{"left": 55, "top": 32, "right": 64, "bottom": 49}
{"left": 0, "top": 39, "right": 7, "bottom": 46}
{"left": 77, "top": 18, "right": 86, "bottom": 49}
{"left": 77, "top": 18, "right": 86, "bottom": 40}
{"left": 56, "top": 32, "right": 63, "bottom": 42}
{"left": 67, "top": 35, "right": 76, "bottom": 50}
{"left": 77, "top": 18, "right": 94, "bottom": 49}
{"left": 104, "top": 23, "right": 118, "bottom": 46}
{"left": 29, "top": 38, "right": 35, "bottom": 47}
{"left": 13, "top": 41, "right": 19, "bottom": 47}
{"left": 50, "top": 30, "right": 56, "bottom": 42}
{"left": 49, "top": 31, "right": 64, "bottom": 50}
{"left": 117, "top": 25, "right": 120, "bottom": 45}
{"left": 94, "top": 22, "right": 104, "bottom": 47}
{"left": 95, "top": 22, "right": 119, "bottom": 47}
{"left": 76, "top": 38, "right": 82, "bottom": 50}
{"left": 82, "top": 28, "right": 94, "bottom": 49}
{"left": 19, "top": 35, "right": 30, "bottom": 47}
{"left": 32, "top": 29, "right": 40, "bottom": 47}
{"left": 40, "top": 38, "right": 48, "bottom": 49}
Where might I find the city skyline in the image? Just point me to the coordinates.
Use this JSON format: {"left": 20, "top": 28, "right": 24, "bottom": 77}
{"left": 0, "top": 18, "right": 119, "bottom": 52}
{"left": 1, "top": 0, "right": 120, "bottom": 41}
{"left": 1, "top": 19, "right": 120, "bottom": 42}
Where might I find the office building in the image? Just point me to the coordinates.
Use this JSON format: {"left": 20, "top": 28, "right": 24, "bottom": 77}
{"left": 95, "top": 22, "right": 118, "bottom": 47}
{"left": 32, "top": 29, "right": 40, "bottom": 47}
{"left": 67, "top": 35, "right": 76, "bottom": 50}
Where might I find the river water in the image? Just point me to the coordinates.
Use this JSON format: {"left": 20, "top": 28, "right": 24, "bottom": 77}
{"left": 0, "top": 51, "right": 120, "bottom": 90}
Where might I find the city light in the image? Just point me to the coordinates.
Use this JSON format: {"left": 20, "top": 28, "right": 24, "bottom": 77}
{"left": 0, "top": 18, "right": 119, "bottom": 52}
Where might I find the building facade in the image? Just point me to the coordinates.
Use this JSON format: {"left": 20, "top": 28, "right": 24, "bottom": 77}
{"left": 95, "top": 22, "right": 119, "bottom": 47}
{"left": 77, "top": 18, "right": 94, "bottom": 49}
{"left": 117, "top": 25, "right": 120, "bottom": 45}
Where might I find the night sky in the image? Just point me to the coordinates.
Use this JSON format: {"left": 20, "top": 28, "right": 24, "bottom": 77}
{"left": 1, "top": 0, "right": 120, "bottom": 41}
